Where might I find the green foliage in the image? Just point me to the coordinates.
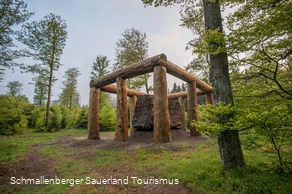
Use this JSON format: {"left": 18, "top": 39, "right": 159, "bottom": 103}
{"left": 59, "top": 67, "right": 81, "bottom": 110}
{"left": 29, "top": 105, "right": 46, "bottom": 129}
{"left": 32, "top": 74, "right": 48, "bottom": 106}
{"left": 6, "top": 81, "right": 23, "bottom": 96}
{"left": 191, "top": 28, "right": 227, "bottom": 54}
{"left": 91, "top": 55, "right": 110, "bottom": 80}
{"left": 68, "top": 106, "right": 82, "bottom": 128}
{"left": 100, "top": 101, "right": 116, "bottom": 131}
{"left": 114, "top": 28, "right": 151, "bottom": 93}
{"left": 48, "top": 105, "right": 63, "bottom": 132}
{"left": 0, "top": 0, "right": 33, "bottom": 69}
{"left": 226, "top": 0, "right": 292, "bottom": 100}
{"left": 0, "top": 95, "right": 29, "bottom": 135}
{"left": 193, "top": 103, "right": 237, "bottom": 136}
{"left": 60, "top": 105, "right": 70, "bottom": 129}
{"left": 76, "top": 106, "right": 89, "bottom": 129}
{"left": 35, "top": 109, "right": 50, "bottom": 131}
{"left": 195, "top": 101, "right": 292, "bottom": 171}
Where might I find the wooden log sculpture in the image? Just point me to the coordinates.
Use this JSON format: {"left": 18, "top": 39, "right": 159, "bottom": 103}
{"left": 88, "top": 53, "right": 214, "bottom": 143}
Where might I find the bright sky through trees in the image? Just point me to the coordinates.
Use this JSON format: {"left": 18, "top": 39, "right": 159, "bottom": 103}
{"left": 0, "top": 0, "right": 194, "bottom": 105}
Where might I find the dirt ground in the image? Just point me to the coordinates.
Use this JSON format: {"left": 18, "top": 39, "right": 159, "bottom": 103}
{"left": 0, "top": 130, "right": 208, "bottom": 194}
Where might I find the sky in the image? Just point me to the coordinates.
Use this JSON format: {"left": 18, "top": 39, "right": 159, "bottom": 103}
{"left": 0, "top": 0, "right": 195, "bottom": 105}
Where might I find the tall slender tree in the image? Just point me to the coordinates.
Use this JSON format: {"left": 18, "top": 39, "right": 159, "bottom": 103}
{"left": 6, "top": 81, "right": 23, "bottom": 96}
{"left": 114, "top": 28, "right": 151, "bottom": 93}
{"left": 17, "top": 13, "right": 68, "bottom": 126}
{"left": 91, "top": 55, "right": 110, "bottom": 80}
{"left": 60, "top": 67, "right": 80, "bottom": 110}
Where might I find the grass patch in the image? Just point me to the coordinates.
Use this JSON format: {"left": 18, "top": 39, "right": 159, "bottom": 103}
{"left": 0, "top": 129, "right": 291, "bottom": 194}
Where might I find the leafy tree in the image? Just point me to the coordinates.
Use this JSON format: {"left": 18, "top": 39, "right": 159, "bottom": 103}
{"left": 6, "top": 81, "right": 23, "bottom": 96}
{"left": 100, "top": 100, "right": 116, "bottom": 131}
{"left": 142, "top": 0, "right": 245, "bottom": 169}
{"left": 60, "top": 67, "right": 80, "bottom": 110}
{"left": 76, "top": 106, "right": 89, "bottom": 129}
{"left": 226, "top": 0, "right": 292, "bottom": 100}
{"left": 29, "top": 105, "right": 45, "bottom": 129}
{"left": 32, "top": 74, "right": 48, "bottom": 106}
{"left": 0, "top": 95, "right": 29, "bottom": 135}
{"left": 17, "top": 13, "right": 68, "bottom": 126}
{"left": 114, "top": 28, "right": 151, "bottom": 93}
{"left": 91, "top": 55, "right": 110, "bottom": 80}
{"left": 69, "top": 106, "right": 82, "bottom": 128}
{"left": 60, "top": 105, "right": 70, "bottom": 129}
{"left": 49, "top": 105, "right": 62, "bottom": 131}
{"left": 0, "top": 0, "right": 33, "bottom": 71}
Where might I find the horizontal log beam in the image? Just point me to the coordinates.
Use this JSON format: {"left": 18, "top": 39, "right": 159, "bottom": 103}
{"left": 168, "top": 90, "right": 205, "bottom": 99}
{"left": 100, "top": 84, "right": 147, "bottom": 97}
{"left": 159, "top": 59, "right": 213, "bottom": 93}
{"left": 90, "top": 54, "right": 167, "bottom": 88}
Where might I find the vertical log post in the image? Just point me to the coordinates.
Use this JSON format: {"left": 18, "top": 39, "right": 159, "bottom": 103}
{"left": 130, "top": 95, "right": 137, "bottom": 135}
{"left": 114, "top": 77, "right": 128, "bottom": 141}
{"left": 178, "top": 97, "right": 186, "bottom": 130}
{"left": 88, "top": 87, "right": 100, "bottom": 140}
{"left": 153, "top": 65, "right": 172, "bottom": 143}
{"left": 187, "top": 81, "right": 201, "bottom": 136}
{"left": 206, "top": 93, "right": 214, "bottom": 104}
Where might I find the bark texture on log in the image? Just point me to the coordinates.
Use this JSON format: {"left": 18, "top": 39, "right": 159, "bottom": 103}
{"left": 178, "top": 97, "right": 186, "bottom": 130}
{"left": 130, "top": 95, "right": 137, "bottom": 135}
{"left": 206, "top": 93, "right": 214, "bottom": 104}
{"left": 88, "top": 87, "right": 100, "bottom": 140}
{"left": 203, "top": 0, "right": 245, "bottom": 169}
{"left": 100, "top": 84, "right": 147, "bottom": 97}
{"left": 90, "top": 54, "right": 166, "bottom": 88}
{"left": 159, "top": 59, "right": 212, "bottom": 93}
{"left": 168, "top": 90, "right": 205, "bottom": 99}
{"left": 114, "top": 77, "right": 128, "bottom": 141}
{"left": 153, "top": 66, "right": 172, "bottom": 143}
{"left": 188, "top": 81, "right": 201, "bottom": 136}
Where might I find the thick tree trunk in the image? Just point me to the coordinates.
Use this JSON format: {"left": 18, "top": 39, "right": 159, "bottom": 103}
{"left": 203, "top": 0, "right": 245, "bottom": 169}
{"left": 88, "top": 87, "right": 100, "bottom": 140}
{"left": 114, "top": 77, "right": 128, "bottom": 141}
{"left": 153, "top": 65, "right": 172, "bottom": 143}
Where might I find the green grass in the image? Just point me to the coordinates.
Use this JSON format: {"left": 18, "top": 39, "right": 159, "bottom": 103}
{"left": 0, "top": 129, "right": 291, "bottom": 194}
